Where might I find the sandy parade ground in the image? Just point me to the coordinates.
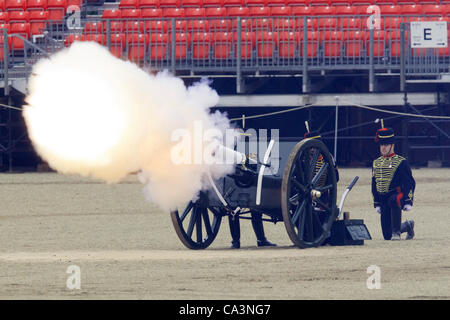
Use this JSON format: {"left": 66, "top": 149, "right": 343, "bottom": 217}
{"left": 0, "top": 168, "right": 449, "bottom": 300}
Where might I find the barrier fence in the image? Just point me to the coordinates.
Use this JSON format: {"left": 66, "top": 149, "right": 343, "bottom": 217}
{"left": 0, "top": 14, "right": 449, "bottom": 91}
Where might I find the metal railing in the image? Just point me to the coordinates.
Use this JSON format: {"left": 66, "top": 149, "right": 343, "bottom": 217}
{"left": 1, "top": 14, "right": 449, "bottom": 92}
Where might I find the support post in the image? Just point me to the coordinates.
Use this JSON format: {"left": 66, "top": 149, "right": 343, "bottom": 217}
{"left": 369, "top": 28, "right": 375, "bottom": 92}
{"left": 106, "top": 20, "right": 111, "bottom": 51}
{"left": 171, "top": 18, "right": 176, "bottom": 74}
{"left": 400, "top": 22, "right": 406, "bottom": 92}
{"left": 3, "top": 28, "right": 9, "bottom": 96}
{"left": 302, "top": 16, "right": 309, "bottom": 93}
{"left": 236, "top": 17, "right": 242, "bottom": 94}
{"left": 334, "top": 96, "right": 339, "bottom": 162}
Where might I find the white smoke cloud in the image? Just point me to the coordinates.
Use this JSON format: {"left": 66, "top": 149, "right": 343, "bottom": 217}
{"left": 22, "top": 41, "right": 236, "bottom": 211}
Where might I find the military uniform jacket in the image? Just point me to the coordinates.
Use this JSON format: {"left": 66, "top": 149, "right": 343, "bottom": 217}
{"left": 371, "top": 154, "right": 415, "bottom": 208}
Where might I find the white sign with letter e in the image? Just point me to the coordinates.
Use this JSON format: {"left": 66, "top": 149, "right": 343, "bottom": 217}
{"left": 410, "top": 21, "right": 448, "bottom": 48}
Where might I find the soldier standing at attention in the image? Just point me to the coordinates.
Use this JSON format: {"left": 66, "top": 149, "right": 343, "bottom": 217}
{"left": 372, "top": 126, "right": 416, "bottom": 240}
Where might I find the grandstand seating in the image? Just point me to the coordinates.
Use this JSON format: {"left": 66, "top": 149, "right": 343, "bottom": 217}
{"left": 1, "top": 0, "right": 450, "bottom": 62}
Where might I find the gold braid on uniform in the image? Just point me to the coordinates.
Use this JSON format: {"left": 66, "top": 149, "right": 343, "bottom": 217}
{"left": 373, "top": 155, "right": 405, "bottom": 194}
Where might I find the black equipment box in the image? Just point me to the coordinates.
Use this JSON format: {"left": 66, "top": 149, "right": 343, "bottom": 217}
{"left": 329, "top": 219, "right": 372, "bottom": 246}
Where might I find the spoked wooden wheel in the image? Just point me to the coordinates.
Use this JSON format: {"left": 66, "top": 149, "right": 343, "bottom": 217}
{"left": 281, "top": 138, "right": 338, "bottom": 248}
{"left": 170, "top": 192, "right": 223, "bottom": 250}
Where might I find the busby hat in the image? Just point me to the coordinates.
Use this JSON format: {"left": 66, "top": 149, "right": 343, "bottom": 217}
{"left": 375, "top": 127, "right": 395, "bottom": 145}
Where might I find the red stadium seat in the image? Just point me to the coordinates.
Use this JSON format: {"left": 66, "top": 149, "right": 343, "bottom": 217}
{"left": 169, "top": 32, "right": 191, "bottom": 60}
{"left": 10, "top": 22, "right": 30, "bottom": 49}
{"left": 366, "top": 41, "right": 385, "bottom": 57}
{"left": 27, "top": 0, "right": 47, "bottom": 11}
{"left": 47, "top": 0, "right": 66, "bottom": 21}
{"left": 205, "top": 7, "right": 227, "bottom": 17}
{"left": 234, "top": 31, "right": 255, "bottom": 59}
{"left": 128, "top": 33, "right": 149, "bottom": 62}
{"left": 379, "top": 5, "right": 401, "bottom": 15}
{"left": 183, "top": 0, "right": 203, "bottom": 6}
{"left": 102, "top": 9, "right": 122, "bottom": 19}
{"left": 277, "top": 31, "right": 299, "bottom": 58}
{"left": 150, "top": 32, "right": 167, "bottom": 43}
{"left": 187, "top": 19, "right": 209, "bottom": 31}
{"left": 5, "top": 0, "right": 27, "bottom": 11}
{"left": 162, "top": 8, "right": 185, "bottom": 17}
{"left": 270, "top": 6, "right": 291, "bottom": 16}
{"left": 0, "top": 12, "right": 9, "bottom": 23}
{"left": 246, "top": 0, "right": 266, "bottom": 6}
{"left": 256, "top": 31, "right": 275, "bottom": 58}
{"left": 121, "top": 8, "right": 141, "bottom": 19}
{"left": 314, "top": 5, "right": 335, "bottom": 16}
{"left": 330, "top": 0, "right": 351, "bottom": 5}
{"left": 67, "top": 0, "right": 81, "bottom": 7}
{"left": 317, "top": 17, "right": 337, "bottom": 29}
{"left": 123, "top": 20, "right": 144, "bottom": 32}
{"left": 202, "top": 0, "right": 223, "bottom": 7}
{"left": 335, "top": 5, "right": 357, "bottom": 15}
{"left": 351, "top": 0, "right": 372, "bottom": 5}
{"left": 64, "top": 33, "right": 84, "bottom": 46}
{"left": 105, "top": 20, "right": 124, "bottom": 32}
{"left": 0, "top": 22, "right": 10, "bottom": 31}
{"left": 192, "top": 31, "right": 211, "bottom": 59}
{"left": 210, "top": 18, "right": 231, "bottom": 31}
{"left": 212, "top": 31, "right": 233, "bottom": 59}
{"left": 86, "top": 33, "right": 106, "bottom": 45}
{"left": 226, "top": 6, "right": 249, "bottom": 16}
{"left": 266, "top": 0, "right": 285, "bottom": 6}
{"left": 0, "top": 0, "right": 5, "bottom": 11}
{"left": 141, "top": 8, "right": 162, "bottom": 18}
{"left": 345, "top": 41, "right": 363, "bottom": 58}
{"left": 396, "top": 0, "right": 417, "bottom": 4}
{"left": 185, "top": 7, "right": 205, "bottom": 17}
{"left": 29, "top": 10, "right": 48, "bottom": 34}
{"left": 253, "top": 17, "right": 272, "bottom": 30}
{"left": 422, "top": 4, "right": 444, "bottom": 15}
{"left": 291, "top": 6, "right": 313, "bottom": 16}
{"left": 341, "top": 17, "right": 362, "bottom": 30}
{"left": 159, "top": 0, "right": 180, "bottom": 7}
{"left": 222, "top": 0, "right": 242, "bottom": 7}
{"left": 309, "top": 0, "right": 329, "bottom": 6}
{"left": 119, "top": 0, "right": 139, "bottom": 9}
{"left": 174, "top": 19, "right": 187, "bottom": 31}
{"left": 285, "top": 0, "right": 307, "bottom": 6}
{"left": 324, "top": 42, "right": 341, "bottom": 57}
{"left": 249, "top": 6, "right": 270, "bottom": 16}
{"left": 9, "top": 10, "right": 29, "bottom": 22}
{"left": 297, "top": 17, "right": 317, "bottom": 30}
{"left": 144, "top": 20, "right": 168, "bottom": 32}
{"left": 402, "top": 4, "right": 422, "bottom": 14}
{"left": 84, "top": 21, "right": 103, "bottom": 34}
{"left": 139, "top": 0, "right": 159, "bottom": 8}
{"left": 109, "top": 33, "right": 125, "bottom": 58}
{"left": 384, "top": 16, "right": 401, "bottom": 30}
{"left": 322, "top": 30, "right": 343, "bottom": 41}
{"left": 273, "top": 17, "right": 296, "bottom": 31}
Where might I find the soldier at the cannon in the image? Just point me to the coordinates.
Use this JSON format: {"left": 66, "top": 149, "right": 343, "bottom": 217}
{"left": 372, "top": 127, "right": 415, "bottom": 241}
{"left": 228, "top": 212, "right": 277, "bottom": 249}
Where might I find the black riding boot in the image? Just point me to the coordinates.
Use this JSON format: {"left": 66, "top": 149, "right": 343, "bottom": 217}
{"left": 251, "top": 212, "right": 276, "bottom": 247}
{"left": 228, "top": 215, "right": 240, "bottom": 248}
